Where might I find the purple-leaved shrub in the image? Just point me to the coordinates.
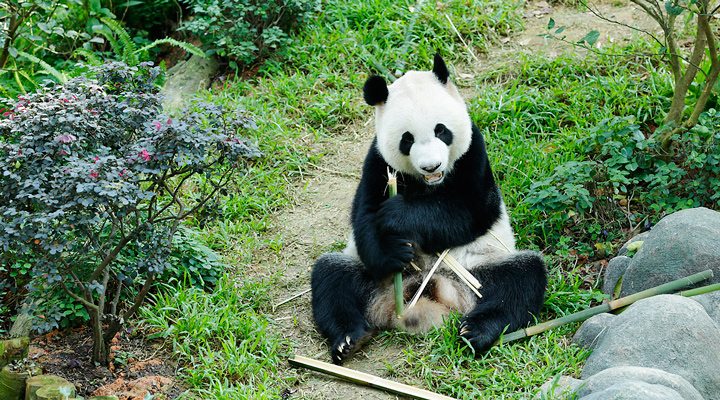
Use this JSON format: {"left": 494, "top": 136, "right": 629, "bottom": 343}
{"left": 0, "top": 62, "right": 259, "bottom": 363}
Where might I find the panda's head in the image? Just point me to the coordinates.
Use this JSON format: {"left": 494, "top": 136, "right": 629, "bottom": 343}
{"left": 363, "top": 55, "right": 472, "bottom": 185}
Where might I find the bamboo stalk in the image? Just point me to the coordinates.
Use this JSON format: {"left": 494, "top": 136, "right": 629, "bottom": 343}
{"left": 289, "top": 355, "right": 457, "bottom": 400}
{"left": 387, "top": 169, "right": 404, "bottom": 317}
{"left": 501, "top": 269, "right": 715, "bottom": 344}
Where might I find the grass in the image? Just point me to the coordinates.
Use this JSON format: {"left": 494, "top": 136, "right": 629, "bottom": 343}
{"left": 139, "top": 0, "right": 679, "bottom": 398}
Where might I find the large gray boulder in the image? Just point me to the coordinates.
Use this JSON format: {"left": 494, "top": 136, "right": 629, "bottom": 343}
{"left": 579, "top": 381, "right": 686, "bottom": 400}
{"left": 572, "top": 313, "right": 615, "bottom": 350}
{"left": 617, "top": 207, "right": 720, "bottom": 297}
{"left": 582, "top": 295, "right": 720, "bottom": 399}
{"left": 160, "top": 55, "right": 219, "bottom": 111}
{"left": 576, "top": 366, "right": 703, "bottom": 400}
{"left": 691, "top": 291, "right": 720, "bottom": 328}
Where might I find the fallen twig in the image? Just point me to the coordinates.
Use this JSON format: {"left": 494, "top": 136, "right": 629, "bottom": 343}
{"left": 273, "top": 288, "right": 311, "bottom": 311}
{"left": 289, "top": 355, "right": 457, "bottom": 400}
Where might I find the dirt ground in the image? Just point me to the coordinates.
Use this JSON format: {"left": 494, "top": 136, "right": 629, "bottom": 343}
{"left": 262, "top": 2, "right": 657, "bottom": 399}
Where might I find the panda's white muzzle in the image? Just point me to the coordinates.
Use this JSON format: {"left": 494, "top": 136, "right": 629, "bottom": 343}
{"left": 412, "top": 140, "right": 448, "bottom": 185}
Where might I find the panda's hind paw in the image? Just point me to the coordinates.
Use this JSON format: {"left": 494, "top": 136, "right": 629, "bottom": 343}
{"left": 458, "top": 318, "right": 498, "bottom": 356}
{"left": 330, "top": 328, "right": 372, "bottom": 365}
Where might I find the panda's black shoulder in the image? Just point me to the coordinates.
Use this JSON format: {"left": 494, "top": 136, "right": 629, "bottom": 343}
{"left": 451, "top": 124, "right": 496, "bottom": 188}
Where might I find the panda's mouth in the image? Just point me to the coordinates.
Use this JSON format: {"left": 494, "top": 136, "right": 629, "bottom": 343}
{"left": 423, "top": 171, "right": 445, "bottom": 185}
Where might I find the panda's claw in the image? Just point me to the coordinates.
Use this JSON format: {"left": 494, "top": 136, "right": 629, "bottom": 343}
{"left": 330, "top": 329, "right": 372, "bottom": 365}
{"left": 459, "top": 321, "right": 470, "bottom": 336}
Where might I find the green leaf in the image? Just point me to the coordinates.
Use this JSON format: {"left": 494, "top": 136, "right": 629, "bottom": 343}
{"left": 578, "top": 30, "right": 600, "bottom": 46}
{"left": 555, "top": 27, "right": 565, "bottom": 35}
{"left": 665, "top": 1, "right": 684, "bottom": 16}
{"left": 547, "top": 18, "right": 555, "bottom": 29}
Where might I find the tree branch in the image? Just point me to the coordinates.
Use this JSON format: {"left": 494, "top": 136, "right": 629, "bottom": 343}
{"left": 60, "top": 280, "right": 99, "bottom": 311}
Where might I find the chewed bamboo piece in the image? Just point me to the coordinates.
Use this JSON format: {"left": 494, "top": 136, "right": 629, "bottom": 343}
{"left": 407, "top": 249, "right": 450, "bottom": 310}
{"left": 440, "top": 253, "right": 482, "bottom": 299}
{"left": 387, "top": 168, "right": 404, "bottom": 317}
{"left": 500, "top": 269, "right": 715, "bottom": 344}
{"left": 289, "top": 355, "right": 458, "bottom": 400}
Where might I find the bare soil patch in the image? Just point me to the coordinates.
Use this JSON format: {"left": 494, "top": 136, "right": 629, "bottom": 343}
{"left": 29, "top": 327, "right": 183, "bottom": 399}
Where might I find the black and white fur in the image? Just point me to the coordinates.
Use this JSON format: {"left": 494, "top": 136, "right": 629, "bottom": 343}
{"left": 311, "top": 55, "right": 546, "bottom": 364}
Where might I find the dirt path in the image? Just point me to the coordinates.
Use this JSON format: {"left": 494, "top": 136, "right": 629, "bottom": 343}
{"left": 259, "top": 2, "right": 656, "bottom": 398}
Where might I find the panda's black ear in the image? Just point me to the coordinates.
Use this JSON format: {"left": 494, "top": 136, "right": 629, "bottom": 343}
{"left": 363, "top": 75, "right": 388, "bottom": 105}
{"left": 432, "top": 54, "right": 449, "bottom": 85}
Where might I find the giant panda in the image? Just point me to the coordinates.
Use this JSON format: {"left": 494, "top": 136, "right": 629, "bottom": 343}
{"left": 311, "top": 55, "right": 547, "bottom": 364}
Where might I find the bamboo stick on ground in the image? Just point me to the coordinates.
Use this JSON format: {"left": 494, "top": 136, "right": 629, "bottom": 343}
{"left": 387, "top": 169, "right": 404, "bottom": 317}
{"left": 500, "top": 269, "right": 715, "bottom": 344}
{"left": 289, "top": 355, "right": 457, "bottom": 400}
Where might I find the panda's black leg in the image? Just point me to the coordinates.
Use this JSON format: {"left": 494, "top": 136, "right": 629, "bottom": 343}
{"left": 311, "top": 252, "right": 377, "bottom": 364}
{"left": 460, "top": 251, "right": 546, "bottom": 354}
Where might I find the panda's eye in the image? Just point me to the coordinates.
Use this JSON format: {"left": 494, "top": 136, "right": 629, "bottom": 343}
{"left": 434, "top": 123, "right": 453, "bottom": 145}
{"left": 399, "top": 131, "right": 414, "bottom": 156}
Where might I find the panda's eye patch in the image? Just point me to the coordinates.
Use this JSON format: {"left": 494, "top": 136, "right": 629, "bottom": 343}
{"left": 434, "top": 123, "right": 453, "bottom": 145}
{"left": 399, "top": 131, "right": 414, "bottom": 155}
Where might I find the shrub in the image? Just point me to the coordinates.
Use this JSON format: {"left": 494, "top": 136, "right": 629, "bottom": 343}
{"left": 526, "top": 112, "right": 720, "bottom": 252}
{"left": 0, "top": 62, "right": 259, "bottom": 364}
{"left": 179, "top": 0, "right": 320, "bottom": 68}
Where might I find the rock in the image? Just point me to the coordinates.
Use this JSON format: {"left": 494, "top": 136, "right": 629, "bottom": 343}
{"left": 691, "top": 291, "right": 720, "bottom": 327}
{"left": 619, "top": 207, "right": 720, "bottom": 297}
{"left": 582, "top": 295, "right": 720, "bottom": 399}
{"left": 617, "top": 231, "right": 650, "bottom": 257}
{"left": 9, "top": 313, "right": 33, "bottom": 339}
{"left": 537, "top": 375, "right": 583, "bottom": 399}
{"left": 0, "top": 364, "right": 42, "bottom": 400}
{"left": 602, "top": 256, "right": 630, "bottom": 298}
{"left": 0, "top": 337, "right": 30, "bottom": 368}
{"left": 572, "top": 313, "right": 615, "bottom": 349}
{"left": 160, "top": 55, "right": 219, "bottom": 111}
{"left": 579, "top": 381, "right": 685, "bottom": 400}
{"left": 34, "top": 383, "right": 77, "bottom": 400}
{"left": 25, "top": 375, "right": 74, "bottom": 400}
{"left": 577, "top": 366, "right": 703, "bottom": 400}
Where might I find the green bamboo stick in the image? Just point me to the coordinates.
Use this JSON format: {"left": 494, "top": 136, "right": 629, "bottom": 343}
{"left": 501, "top": 269, "right": 715, "bottom": 343}
{"left": 387, "top": 170, "right": 404, "bottom": 317}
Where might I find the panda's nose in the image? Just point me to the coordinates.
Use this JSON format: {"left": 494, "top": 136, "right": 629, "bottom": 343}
{"left": 421, "top": 163, "right": 441, "bottom": 173}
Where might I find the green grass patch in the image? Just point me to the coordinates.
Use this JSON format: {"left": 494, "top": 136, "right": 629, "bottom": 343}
{"left": 140, "top": 275, "right": 290, "bottom": 399}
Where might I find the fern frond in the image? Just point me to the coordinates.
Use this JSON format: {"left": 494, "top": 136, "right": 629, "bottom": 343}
{"left": 100, "top": 17, "right": 138, "bottom": 65}
{"left": 73, "top": 48, "right": 103, "bottom": 65}
{"left": 135, "top": 38, "right": 206, "bottom": 59}
{"left": 17, "top": 50, "right": 67, "bottom": 83}
{"left": 13, "top": 70, "right": 28, "bottom": 93}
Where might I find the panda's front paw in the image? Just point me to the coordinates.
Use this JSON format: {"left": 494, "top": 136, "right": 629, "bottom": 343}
{"left": 378, "top": 234, "right": 415, "bottom": 276}
{"left": 459, "top": 317, "right": 499, "bottom": 355}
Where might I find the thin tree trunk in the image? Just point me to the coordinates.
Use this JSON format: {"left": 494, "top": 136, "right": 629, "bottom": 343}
{"left": 663, "top": 14, "right": 707, "bottom": 126}
{"left": 91, "top": 312, "right": 108, "bottom": 365}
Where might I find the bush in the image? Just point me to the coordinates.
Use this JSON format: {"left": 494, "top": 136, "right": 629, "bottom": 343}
{"left": 0, "top": 62, "right": 259, "bottom": 363}
{"left": 526, "top": 112, "right": 720, "bottom": 252}
{"left": 179, "top": 0, "right": 320, "bottom": 68}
